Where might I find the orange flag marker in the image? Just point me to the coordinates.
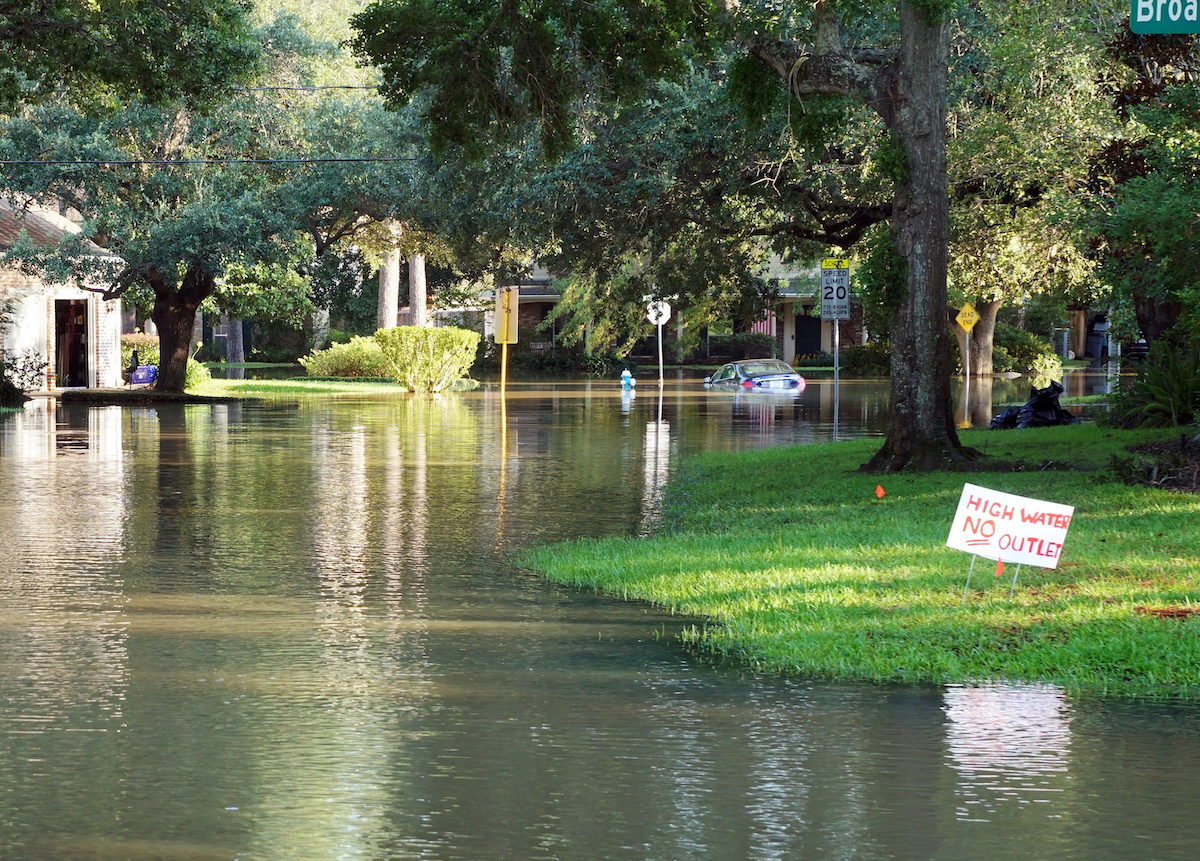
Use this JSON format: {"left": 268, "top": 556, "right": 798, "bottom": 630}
{"left": 875, "top": 485, "right": 886, "bottom": 498}
{"left": 995, "top": 559, "right": 1004, "bottom": 577}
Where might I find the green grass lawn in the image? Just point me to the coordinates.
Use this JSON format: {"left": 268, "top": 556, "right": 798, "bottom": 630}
{"left": 195, "top": 377, "right": 405, "bottom": 396}
{"left": 523, "top": 425, "right": 1200, "bottom": 700}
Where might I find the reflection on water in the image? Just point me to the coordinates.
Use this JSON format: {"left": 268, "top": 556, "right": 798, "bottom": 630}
{"left": 944, "top": 683, "right": 1072, "bottom": 822}
{"left": 1, "top": 377, "right": 1199, "bottom": 861}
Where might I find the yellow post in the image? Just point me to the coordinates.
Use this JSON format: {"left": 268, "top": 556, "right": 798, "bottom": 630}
{"left": 495, "top": 287, "right": 519, "bottom": 393}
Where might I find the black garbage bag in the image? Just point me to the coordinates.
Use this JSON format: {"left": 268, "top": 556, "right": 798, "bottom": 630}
{"left": 989, "top": 407, "right": 1021, "bottom": 430}
{"left": 990, "top": 380, "right": 1079, "bottom": 430}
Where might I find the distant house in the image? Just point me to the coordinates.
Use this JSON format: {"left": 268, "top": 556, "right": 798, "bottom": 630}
{"left": 0, "top": 198, "right": 123, "bottom": 390}
{"left": 757, "top": 255, "right": 868, "bottom": 364}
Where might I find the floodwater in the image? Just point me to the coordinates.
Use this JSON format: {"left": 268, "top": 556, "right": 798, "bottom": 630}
{"left": 2, "top": 373, "right": 1197, "bottom": 861}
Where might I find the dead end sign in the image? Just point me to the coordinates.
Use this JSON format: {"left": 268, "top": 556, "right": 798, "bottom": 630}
{"left": 946, "top": 483, "right": 1074, "bottom": 568}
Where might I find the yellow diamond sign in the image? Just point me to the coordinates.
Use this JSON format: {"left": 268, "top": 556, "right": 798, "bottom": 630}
{"left": 956, "top": 302, "right": 980, "bottom": 333}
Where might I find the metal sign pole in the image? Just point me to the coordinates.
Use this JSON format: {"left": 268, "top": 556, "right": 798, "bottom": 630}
{"left": 657, "top": 322, "right": 664, "bottom": 388}
{"left": 500, "top": 298, "right": 511, "bottom": 393}
{"left": 646, "top": 300, "right": 671, "bottom": 390}
{"left": 821, "top": 257, "right": 849, "bottom": 443}
{"left": 961, "top": 554, "right": 977, "bottom": 605}
{"left": 963, "top": 329, "right": 970, "bottom": 425}
{"left": 955, "top": 303, "right": 979, "bottom": 427}
{"left": 833, "top": 319, "right": 840, "bottom": 442}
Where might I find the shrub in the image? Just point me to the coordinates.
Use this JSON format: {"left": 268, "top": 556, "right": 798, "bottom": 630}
{"left": 793, "top": 351, "right": 833, "bottom": 368}
{"left": 711, "top": 332, "right": 779, "bottom": 359}
{"left": 298, "top": 336, "right": 392, "bottom": 378}
{"left": 994, "top": 323, "right": 1062, "bottom": 377}
{"left": 1108, "top": 342, "right": 1200, "bottom": 428}
{"left": 121, "top": 332, "right": 161, "bottom": 369}
{"left": 375, "top": 325, "right": 481, "bottom": 392}
{"left": 184, "top": 356, "right": 211, "bottom": 390}
{"left": 1, "top": 349, "right": 48, "bottom": 406}
{"left": 511, "top": 347, "right": 579, "bottom": 374}
{"left": 840, "top": 340, "right": 891, "bottom": 376}
{"left": 579, "top": 351, "right": 628, "bottom": 377}
{"left": 990, "top": 345, "right": 1017, "bottom": 374}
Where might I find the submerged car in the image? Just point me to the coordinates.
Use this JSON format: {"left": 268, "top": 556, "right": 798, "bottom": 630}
{"left": 703, "top": 359, "right": 806, "bottom": 391}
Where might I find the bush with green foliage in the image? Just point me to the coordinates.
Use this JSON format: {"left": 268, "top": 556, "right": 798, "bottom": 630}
{"left": 840, "top": 340, "right": 891, "bottom": 376}
{"left": 184, "top": 356, "right": 211, "bottom": 390}
{"left": 1109, "top": 342, "right": 1200, "bottom": 428}
{"left": 121, "top": 332, "right": 161, "bottom": 369}
{"left": 580, "top": 351, "right": 628, "bottom": 377}
{"left": 705, "top": 332, "right": 779, "bottom": 360}
{"left": 1, "top": 349, "right": 48, "bottom": 406}
{"left": 298, "top": 335, "right": 392, "bottom": 378}
{"left": 120, "top": 332, "right": 207, "bottom": 389}
{"left": 994, "top": 324, "right": 1062, "bottom": 377}
{"left": 375, "top": 325, "right": 481, "bottom": 392}
{"left": 793, "top": 352, "right": 833, "bottom": 368}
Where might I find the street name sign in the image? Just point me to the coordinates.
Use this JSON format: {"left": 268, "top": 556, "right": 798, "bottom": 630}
{"left": 1131, "top": 0, "right": 1200, "bottom": 32}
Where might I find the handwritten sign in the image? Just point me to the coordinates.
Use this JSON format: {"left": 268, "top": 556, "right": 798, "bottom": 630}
{"left": 946, "top": 484, "right": 1074, "bottom": 569}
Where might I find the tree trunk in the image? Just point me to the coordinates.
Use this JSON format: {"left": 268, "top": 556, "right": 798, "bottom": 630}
{"left": 149, "top": 266, "right": 214, "bottom": 393}
{"left": 377, "top": 219, "right": 403, "bottom": 331}
{"left": 377, "top": 246, "right": 400, "bottom": 331}
{"left": 409, "top": 252, "right": 429, "bottom": 327}
{"left": 951, "top": 298, "right": 1002, "bottom": 378}
{"left": 1133, "top": 288, "right": 1183, "bottom": 345}
{"left": 967, "top": 372, "right": 994, "bottom": 428}
{"left": 223, "top": 315, "right": 244, "bottom": 364}
{"left": 311, "top": 307, "right": 330, "bottom": 351}
{"left": 864, "top": 1, "right": 976, "bottom": 471}
{"left": 223, "top": 315, "right": 245, "bottom": 380}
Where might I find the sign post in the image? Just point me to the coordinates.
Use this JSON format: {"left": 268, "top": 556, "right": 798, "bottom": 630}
{"left": 821, "top": 258, "right": 850, "bottom": 441}
{"left": 647, "top": 300, "right": 671, "bottom": 387}
{"left": 495, "top": 287, "right": 519, "bottom": 391}
{"left": 956, "top": 302, "right": 980, "bottom": 426}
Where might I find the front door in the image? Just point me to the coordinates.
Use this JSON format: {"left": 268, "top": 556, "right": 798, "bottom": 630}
{"left": 55, "top": 300, "right": 89, "bottom": 388}
{"left": 795, "top": 313, "right": 822, "bottom": 359}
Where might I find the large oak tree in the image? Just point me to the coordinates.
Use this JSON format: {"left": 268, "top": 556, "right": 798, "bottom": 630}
{"left": 0, "top": 0, "right": 261, "bottom": 110}
{"left": 351, "top": 0, "right": 972, "bottom": 470}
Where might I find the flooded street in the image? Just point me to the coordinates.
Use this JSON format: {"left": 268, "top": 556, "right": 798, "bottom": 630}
{"left": 2, "top": 374, "right": 1197, "bottom": 860}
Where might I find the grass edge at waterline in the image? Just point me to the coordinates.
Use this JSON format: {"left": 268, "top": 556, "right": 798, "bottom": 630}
{"left": 522, "top": 425, "right": 1200, "bottom": 701}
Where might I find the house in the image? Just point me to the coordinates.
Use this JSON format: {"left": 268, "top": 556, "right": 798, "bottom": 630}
{"left": 0, "top": 198, "right": 123, "bottom": 390}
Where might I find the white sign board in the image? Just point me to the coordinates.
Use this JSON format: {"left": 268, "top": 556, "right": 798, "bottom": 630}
{"left": 647, "top": 300, "right": 671, "bottom": 326}
{"left": 946, "top": 484, "right": 1074, "bottom": 568}
{"left": 820, "top": 258, "right": 850, "bottom": 320}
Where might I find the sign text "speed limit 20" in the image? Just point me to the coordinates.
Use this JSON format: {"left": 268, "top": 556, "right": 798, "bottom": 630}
{"left": 820, "top": 258, "right": 850, "bottom": 320}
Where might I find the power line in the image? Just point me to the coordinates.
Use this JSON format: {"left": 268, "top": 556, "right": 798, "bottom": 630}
{"left": 237, "top": 85, "right": 378, "bottom": 92}
{"left": 0, "top": 156, "right": 418, "bottom": 166}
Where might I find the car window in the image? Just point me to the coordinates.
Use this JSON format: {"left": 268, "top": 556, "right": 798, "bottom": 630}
{"left": 742, "top": 362, "right": 774, "bottom": 375}
{"left": 742, "top": 361, "right": 790, "bottom": 375}
{"left": 714, "top": 364, "right": 735, "bottom": 380}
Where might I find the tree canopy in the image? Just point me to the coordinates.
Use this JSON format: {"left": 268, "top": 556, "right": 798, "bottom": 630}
{"left": 0, "top": 0, "right": 262, "bottom": 109}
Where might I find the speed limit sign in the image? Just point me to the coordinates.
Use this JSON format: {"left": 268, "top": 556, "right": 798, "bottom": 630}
{"left": 820, "top": 258, "right": 850, "bottom": 320}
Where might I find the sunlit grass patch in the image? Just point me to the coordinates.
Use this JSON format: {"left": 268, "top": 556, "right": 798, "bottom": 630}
{"left": 524, "top": 424, "right": 1200, "bottom": 700}
{"left": 194, "top": 378, "right": 410, "bottom": 397}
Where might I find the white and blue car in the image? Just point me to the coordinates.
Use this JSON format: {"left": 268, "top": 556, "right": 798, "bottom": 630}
{"left": 703, "top": 359, "right": 806, "bottom": 392}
